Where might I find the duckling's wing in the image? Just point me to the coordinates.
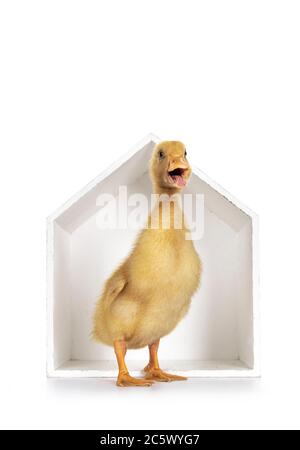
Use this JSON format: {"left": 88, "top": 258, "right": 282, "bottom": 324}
{"left": 102, "top": 269, "right": 127, "bottom": 309}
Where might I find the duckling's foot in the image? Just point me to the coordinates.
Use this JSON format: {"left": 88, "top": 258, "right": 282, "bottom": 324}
{"left": 144, "top": 366, "right": 187, "bottom": 382}
{"left": 116, "top": 372, "right": 154, "bottom": 387}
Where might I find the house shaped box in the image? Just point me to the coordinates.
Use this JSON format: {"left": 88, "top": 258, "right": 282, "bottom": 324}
{"left": 47, "top": 134, "right": 259, "bottom": 378}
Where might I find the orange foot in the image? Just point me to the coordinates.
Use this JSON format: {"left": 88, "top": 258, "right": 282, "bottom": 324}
{"left": 116, "top": 372, "right": 154, "bottom": 387}
{"left": 144, "top": 366, "right": 187, "bottom": 382}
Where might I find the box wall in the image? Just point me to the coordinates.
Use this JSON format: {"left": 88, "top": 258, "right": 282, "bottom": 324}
{"left": 53, "top": 223, "right": 72, "bottom": 368}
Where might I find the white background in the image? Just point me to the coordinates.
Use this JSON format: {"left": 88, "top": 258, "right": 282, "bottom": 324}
{"left": 0, "top": 0, "right": 299, "bottom": 430}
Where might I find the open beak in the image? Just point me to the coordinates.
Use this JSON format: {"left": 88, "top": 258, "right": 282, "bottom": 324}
{"left": 167, "top": 160, "right": 189, "bottom": 187}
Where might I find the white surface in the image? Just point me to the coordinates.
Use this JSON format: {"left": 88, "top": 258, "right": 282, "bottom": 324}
{"left": 1, "top": 0, "right": 300, "bottom": 430}
{"left": 55, "top": 359, "right": 251, "bottom": 378}
{"left": 48, "top": 135, "right": 257, "bottom": 377}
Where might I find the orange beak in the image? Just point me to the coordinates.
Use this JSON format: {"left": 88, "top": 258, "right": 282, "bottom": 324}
{"left": 168, "top": 157, "right": 189, "bottom": 173}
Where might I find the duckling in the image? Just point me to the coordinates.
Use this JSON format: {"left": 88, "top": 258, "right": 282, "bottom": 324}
{"left": 92, "top": 141, "right": 202, "bottom": 386}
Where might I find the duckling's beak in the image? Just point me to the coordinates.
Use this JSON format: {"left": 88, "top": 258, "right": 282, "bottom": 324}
{"left": 167, "top": 158, "right": 189, "bottom": 187}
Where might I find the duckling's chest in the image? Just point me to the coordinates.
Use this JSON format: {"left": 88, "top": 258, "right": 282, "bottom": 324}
{"left": 157, "top": 238, "right": 200, "bottom": 293}
{"left": 131, "top": 229, "right": 201, "bottom": 296}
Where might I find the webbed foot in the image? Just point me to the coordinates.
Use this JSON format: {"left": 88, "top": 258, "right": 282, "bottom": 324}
{"left": 117, "top": 372, "right": 154, "bottom": 387}
{"left": 144, "top": 365, "right": 187, "bottom": 382}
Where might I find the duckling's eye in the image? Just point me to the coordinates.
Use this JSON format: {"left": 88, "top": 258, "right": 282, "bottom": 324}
{"left": 158, "top": 150, "right": 165, "bottom": 160}
{"left": 184, "top": 149, "right": 187, "bottom": 157}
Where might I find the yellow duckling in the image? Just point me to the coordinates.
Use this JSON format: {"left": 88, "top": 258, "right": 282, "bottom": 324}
{"left": 92, "top": 141, "right": 202, "bottom": 386}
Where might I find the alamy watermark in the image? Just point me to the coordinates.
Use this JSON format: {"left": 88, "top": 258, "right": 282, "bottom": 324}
{"left": 96, "top": 186, "right": 204, "bottom": 240}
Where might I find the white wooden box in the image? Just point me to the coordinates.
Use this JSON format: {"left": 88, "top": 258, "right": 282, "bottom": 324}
{"left": 47, "top": 134, "right": 260, "bottom": 378}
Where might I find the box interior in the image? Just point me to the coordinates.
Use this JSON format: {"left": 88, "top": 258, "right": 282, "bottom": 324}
{"left": 50, "top": 141, "right": 254, "bottom": 376}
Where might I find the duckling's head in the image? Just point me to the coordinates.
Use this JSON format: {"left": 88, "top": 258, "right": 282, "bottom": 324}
{"left": 150, "top": 141, "right": 191, "bottom": 193}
